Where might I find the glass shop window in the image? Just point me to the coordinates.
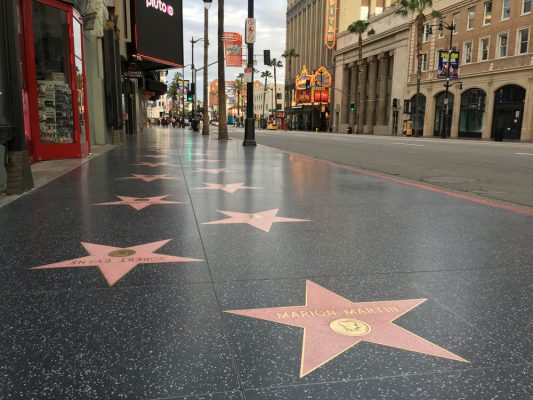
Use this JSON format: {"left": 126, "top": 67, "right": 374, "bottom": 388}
{"left": 32, "top": 2, "right": 74, "bottom": 144}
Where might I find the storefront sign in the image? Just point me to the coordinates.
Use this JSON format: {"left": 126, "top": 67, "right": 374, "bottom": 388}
{"left": 275, "top": 111, "right": 285, "bottom": 118}
{"left": 224, "top": 32, "right": 243, "bottom": 67}
{"left": 437, "top": 50, "right": 459, "bottom": 79}
{"left": 135, "top": 0, "right": 183, "bottom": 67}
{"left": 124, "top": 70, "right": 143, "bottom": 79}
{"left": 324, "top": 0, "right": 337, "bottom": 50}
{"left": 312, "top": 66, "right": 332, "bottom": 88}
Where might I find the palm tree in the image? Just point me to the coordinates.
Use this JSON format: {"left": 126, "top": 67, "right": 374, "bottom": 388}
{"left": 217, "top": 0, "right": 228, "bottom": 139}
{"left": 347, "top": 20, "right": 374, "bottom": 133}
{"left": 270, "top": 58, "right": 283, "bottom": 112}
{"left": 282, "top": 49, "right": 299, "bottom": 111}
{"left": 261, "top": 70, "right": 273, "bottom": 124}
{"left": 396, "top": 0, "right": 441, "bottom": 137}
{"left": 167, "top": 72, "right": 181, "bottom": 118}
{"left": 234, "top": 73, "right": 245, "bottom": 123}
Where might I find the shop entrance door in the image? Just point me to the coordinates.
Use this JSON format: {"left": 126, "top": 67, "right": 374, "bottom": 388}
{"left": 22, "top": 0, "right": 90, "bottom": 160}
{"left": 491, "top": 85, "right": 525, "bottom": 141}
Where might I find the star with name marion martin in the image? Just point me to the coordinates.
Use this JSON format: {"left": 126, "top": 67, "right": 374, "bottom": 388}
{"left": 226, "top": 280, "right": 468, "bottom": 377}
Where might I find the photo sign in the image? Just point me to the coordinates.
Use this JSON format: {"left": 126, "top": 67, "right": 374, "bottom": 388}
{"left": 135, "top": 0, "right": 184, "bottom": 67}
{"left": 437, "top": 50, "right": 459, "bottom": 80}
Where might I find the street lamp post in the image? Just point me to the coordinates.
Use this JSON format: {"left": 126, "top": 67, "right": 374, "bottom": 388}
{"left": 202, "top": 0, "right": 212, "bottom": 135}
{"left": 438, "top": 20, "right": 456, "bottom": 139}
{"left": 243, "top": 0, "right": 256, "bottom": 146}
{"left": 191, "top": 36, "right": 204, "bottom": 132}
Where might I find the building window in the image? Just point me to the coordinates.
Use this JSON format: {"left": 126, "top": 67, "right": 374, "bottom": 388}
{"left": 523, "top": 0, "right": 532, "bottom": 14}
{"left": 467, "top": 7, "right": 475, "bottom": 30}
{"left": 498, "top": 33, "right": 508, "bottom": 57}
{"left": 518, "top": 28, "right": 529, "bottom": 54}
{"left": 484, "top": 2, "right": 492, "bottom": 25}
{"left": 459, "top": 88, "right": 486, "bottom": 138}
{"left": 421, "top": 53, "right": 428, "bottom": 71}
{"left": 435, "top": 49, "right": 443, "bottom": 68}
{"left": 422, "top": 23, "right": 431, "bottom": 42}
{"left": 452, "top": 13, "right": 459, "bottom": 34}
{"left": 464, "top": 42, "right": 473, "bottom": 63}
{"left": 480, "top": 37, "right": 490, "bottom": 60}
{"left": 501, "top": 0, "right": 511, "bottom": 20}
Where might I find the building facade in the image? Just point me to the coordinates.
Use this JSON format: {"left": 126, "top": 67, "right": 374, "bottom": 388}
{"left": 253, "top": 83, "right": 285, "bottom": 125}
{"left": 408, "top": 0, "right": 533, "bottom": 141}
{"left": 333, "top": 1, "right": 409, "bottom": 135}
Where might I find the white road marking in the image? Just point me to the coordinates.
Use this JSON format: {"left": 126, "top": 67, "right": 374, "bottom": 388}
{"left": 515, "top": 153, "right": 533, "bottom": 156}
{"left": 392, "top": 143, "right": 425, "bottom": 147}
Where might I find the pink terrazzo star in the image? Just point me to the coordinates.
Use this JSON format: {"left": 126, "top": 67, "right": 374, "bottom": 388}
{"left": 192, "top": 182, "right": 259, "bottom": 194}
{"left": 117, "top": 174, "right": 180, "bottom": 182}
{"left": 132, "top": 162, "right": 178, "bottom": 168}
{"left": 226, "top": 280, "right": 469, "bottom": 378}
{"left": 203, "top": 208, "right": 309, "bottom": 232}
{"left": 193, "top": 159, "right": 221, "bottom": 163}
{"left": 31, "top": 239, "right": 203, "bottom": 286}
{"left": 94, "top": 195, "right": 186, "bottom": 210}
{"left": 194, "top": 168, "right": 226, "bottom": 175}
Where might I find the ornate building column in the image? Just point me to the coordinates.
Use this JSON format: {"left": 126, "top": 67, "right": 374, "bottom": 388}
{"left": 376, "top": 53, "right": 389, "bottom": 126}
{"left": 356, "top": 59, "right": 367, "bottom": 134}
{"left": 349, "top": 63, "right": 359, "bottom": 127}
{"left": 365, "top": 56, "right": 378, "bottom": 132}
{"left": 341, "top": 64, "right": 351, "bottom": 124}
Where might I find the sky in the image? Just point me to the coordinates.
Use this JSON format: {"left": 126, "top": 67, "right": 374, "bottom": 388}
{"left": 169, "top": 0, "right": 287, "bottom": 100}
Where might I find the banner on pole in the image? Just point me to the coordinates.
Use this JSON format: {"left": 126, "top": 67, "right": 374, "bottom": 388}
{"left": 437, "top": 50, "right": 460, "bottom": 79}
{"left": 224, "top": 32, "right": 243, "bottom": 67}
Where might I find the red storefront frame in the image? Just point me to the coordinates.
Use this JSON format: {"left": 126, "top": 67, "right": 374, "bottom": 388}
{"left": 21, "top": 0, "right": 90, "bottom": 162}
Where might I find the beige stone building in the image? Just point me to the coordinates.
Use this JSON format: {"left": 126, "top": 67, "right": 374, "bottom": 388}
{"left": 333, "top": 1, "right": 409, "bottom": 135}
{"left": 285, "top": 0, "right": 369, "bottom": 130}
{"left": 407, "top": 0, "right": 533, "bottom": 141}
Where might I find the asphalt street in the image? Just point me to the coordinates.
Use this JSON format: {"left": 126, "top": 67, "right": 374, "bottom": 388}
{"left": 229, "top": 128, "right": 533, "bottom": 208}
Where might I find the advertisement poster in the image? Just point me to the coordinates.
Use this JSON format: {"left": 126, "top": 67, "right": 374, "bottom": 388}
{"left": 135, "top": 0, "right": 183, "bottom": 66}
{"left": 224, "top": 32, "right": 243, "bottom": 67}
{"left": 437, "top": 50, "right": 459, "bottom": 79}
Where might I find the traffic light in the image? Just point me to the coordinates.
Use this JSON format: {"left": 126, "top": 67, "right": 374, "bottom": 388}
{"left": 186, "top": 90, "right": 193, "bottom": 102}
{"left": 305, "top": 79, "right": 311, "bottom": 89}
{"left": 264, "top": 50, "right": 271, "bottom": 65}
{"left": 392, "top": 98, "right": 398, "bottom": 108}
{"left": 349, "top": 103, "right": 355, "bottom": 112}
{"left": 190, "top": 82, "right": 196, "bottom": 95}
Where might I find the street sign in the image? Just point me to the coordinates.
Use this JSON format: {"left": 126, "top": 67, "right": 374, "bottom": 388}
{"left": 245, "top": 18, "right": 256, "bottom": 44}
{"left": 124, "top": 70, "right": 143, "bottom": 79}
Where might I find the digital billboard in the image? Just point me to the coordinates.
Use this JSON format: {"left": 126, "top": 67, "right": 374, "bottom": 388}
{"left": 135, "top": 0, "right": 183, "bottom": 67}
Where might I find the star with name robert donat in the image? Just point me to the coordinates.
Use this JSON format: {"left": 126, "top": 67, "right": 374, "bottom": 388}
{"left": 132, "top": 162, "right": 178, "bottom": 168}
{"left": 226, "top": 280, "right": 469, "bottom": 378}
{"left": 94, "top": 195, "right": 186, "bottom": 210}
{"left": 192, "top": 182, "right": 259, "bottom": 194}
{"left": 31, "top": 239, "right": 204, "bottom": 286}
{"left": 203, "top": 208, "right": 309, "bottom": 232}
{"left": 117, "top": 174, "right": 180, "bottom": 182}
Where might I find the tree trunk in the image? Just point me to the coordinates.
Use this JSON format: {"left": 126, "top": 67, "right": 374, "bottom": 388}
{"left": 217, "top": 0, "right": 228, "bottom": 139}
{"left": 202, "top": 7, "right": 209, "bottom": 135}
{"left": 273, "top": 65, "right": 277, "bottom": 112}
{"left": 262, "top": 77, "right": 267, "bottom": 121}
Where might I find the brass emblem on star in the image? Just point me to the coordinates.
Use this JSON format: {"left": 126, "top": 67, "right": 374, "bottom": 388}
{"left": 330, "top": 318, "right": 371, "bottom": 337}
{"left": 108, "top": 250, "right": 136, "bottom": 257}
